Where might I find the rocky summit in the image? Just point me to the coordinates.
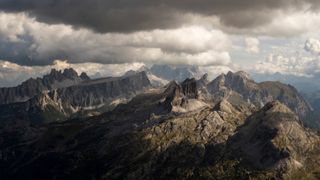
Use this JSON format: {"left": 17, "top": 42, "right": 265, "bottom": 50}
{"left": 207, "top": 71, "right": 312, "bottom": 117}
{"left": 0, "top": 70, "right": 319, "bottom": 180}
{"left": 0, "top": 68, "right": 90, "bottom": 105}
{"left": 0, "top": 71, "right": 151, "bottom": 124}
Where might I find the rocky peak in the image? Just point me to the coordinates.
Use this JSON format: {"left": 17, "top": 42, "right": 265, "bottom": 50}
{"left": 49, "top": 68, "right": 61, "bottom": 76}
{"left": 163, "top": 78, "right": 199, "bottom": 100}
{"left": 0, "top": 68, "right": 90, "bottom": 105}
{"left": 181, "top": 78, "right": 198, "bottom": 99}
{"left": 137, "top": 65, "right": 150, "bottom": 72}
{"left": 225, "top": 71, "right": 251, "bottom": 82}
{"left": 163, "top": 81, "right": 180, "bottom": 94}
{"left": 197, "top": 73, "right": 209, "bottom": 87}
{"left": 207, "top": 73, "right": 226, "bottom": 92}
{"left": 229, "top": 71, "right": 251, "bottom": 79}
{"left": 163, "top": 81, "right": 182, "bottom": 103}
{"left": 150, "top": 64, "right": 200, "bottom": 82}
{"left": 21, "top": 77, "right": 41, "bottom": 86}
{"left": 124, "top": 70, "right": 137, "bottom": 77}
{"left": 127, "top": 71, "right": 151, "bottom": 85}
{"left": 161, "top": 78, "right": 202, "bottom": 111}
{"left": 62, "top": 68, "right": 79, "bottom": 79}
{"left": 46, "top": 69, "right": 63, "bottom": 81}
{"left": 46, "top": 68, "right": 81, "bottom": 81}
{"left": 200, "top": 73, "right": 208, "bottom": 82}
{"left": 224, "top": 71, "right": 257, "bottom": 91}
{"left": 207, "top": 71, "right": 311, "bottom": 118}
{"left": 195, "top": 74, "right": 211, "bottom": 100}
{"left": 80, "top": 72, "right": 90, "bottom": 81}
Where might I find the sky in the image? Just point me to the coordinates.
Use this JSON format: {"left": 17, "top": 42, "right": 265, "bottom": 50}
{"left": 1, "top": 0, "right": 320, "bottom": 87}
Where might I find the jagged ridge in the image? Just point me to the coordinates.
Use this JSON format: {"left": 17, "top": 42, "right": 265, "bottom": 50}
{"left": 0, "top": 68, "right": 90, "bottom": 104}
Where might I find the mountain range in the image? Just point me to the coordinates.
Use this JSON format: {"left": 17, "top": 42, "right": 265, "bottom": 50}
{"left": 0, "top": 68, "right": 90, "bottom": 105}
{"left": 0, "top": 71, "right": 151, "bottom": 124}
{"left": 0, "top": 67, "right": 319, "bottom": 179}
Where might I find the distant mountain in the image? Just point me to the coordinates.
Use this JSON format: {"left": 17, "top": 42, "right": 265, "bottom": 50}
{"left": 207, "top": 71, "right": 312, "bottom": 117}
{"left": 302, "top": 91, "right": 320, "bottom": 129}
{"left": 149, "top": 64, "right": 201, "bottom": 82}
{"left": 0, "top": 70, "right": 312, "bottom": 124}
{"left": 0, "top": 68, "right": 89, "bottom": 104}
{"left": 0, "top": 71, "right": 151, "bottom": 124}
{"left": 124, "top": 67, "right": 169, "bottom": 87}
{"left": 123, "top": 64, "right": 204, "bottom": 87}
{"left": 252, "top": 72, "right": 320, "bottom": 93}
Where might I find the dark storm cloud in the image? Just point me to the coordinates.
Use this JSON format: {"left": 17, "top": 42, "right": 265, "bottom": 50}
{"left": 0, "top": 0, "right": 319, "bottom": 33}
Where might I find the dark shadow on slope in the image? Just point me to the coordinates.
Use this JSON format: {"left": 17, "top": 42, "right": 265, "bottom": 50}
{"left": 0, "top": 102, "right": 318, "bottom": 180}
{"left": 226, "top": 111, "right": 301, "bottom": 170}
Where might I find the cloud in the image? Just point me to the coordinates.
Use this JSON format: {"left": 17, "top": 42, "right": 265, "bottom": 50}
{"left": 0, "top": 12, "right": 232, "bottom": 66}
{"left": 304, "top": 38, "right": 320, "bottom": 55}
{"left": 3, "top": 1, "right": 320, "bottom": 85}
{"left": 245, "top": 37, "right": 260, "bottom": 54}
{"left": 217, "top": 11, "right": 320, "bottom": 37}
{"left": 0, "top": 59, "right": 145, "bottom": 87}
{"left": 0, "top": 0, "right": 319, "bottom": 34}
{"left": 0, "top": 59, "right": 237, "bottom": 87}
{"left": 251, "top": 53, "right": 320, "bottom": 77}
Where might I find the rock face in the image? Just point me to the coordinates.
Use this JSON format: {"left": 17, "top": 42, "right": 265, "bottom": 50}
{"left": 303, "top": 91, "right": 320, "bottom": 129}
{"left": 109, "top": 78, "right": 206, "bottom": 123}
{"left": 0, "top": 71, "right": 151, "bottom": 123}
{"left": 0, "top": 70, "right": 319, "bottom": 180}
{"left": 55, "top": 71, "right": 151, "bottom": 109}
{"left": 1, "top": 99, "right": 318, "bottom": 179}
{"left": 207, "top": 71, "right": 312, "bottom": 117}
{"left": 0, "top": 68, "right": 89, "bottom": 104}
{"left": 80, "top": 72, "right": 90, "bottom": 81}
{"left": 229, "top": 101, "right": 320, "bottom": 173}
{"left": 181, "top": 78, "right": 198, "bottom": 99}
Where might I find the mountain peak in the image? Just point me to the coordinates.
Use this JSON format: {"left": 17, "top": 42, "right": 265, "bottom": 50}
{"left": 80, "top": 72, "right": 90, "bottom": 80}
{"left": 181, "top": 78, "right": 198, "bottom": 99}
{"left": 235, "top": 71, "right": 251, "bottom": 78}
{"left": 229, "top": 100, "right": 318, "bottom": 171}
{"left": 163, "top": 81, "right": 180, "bottom": 95}
{"left": 150, "top": 64, "right": 201, "bottom": 82}
{"left": 62, "top": 68, "right": 79, "bottom": 79}
{"left": 0, "top": 68, "right": 91, "bottom": 104}
{"left": 226, "top": 71, "right": 251, "bottom": 81}
{"left": 200, "top": 73, "right": 208, "bottom": 82}
{"left": 124, "top": 70, "right": 137, "bottom": 77}
{"left": 262, "top": 101, "right": 290, "bottom": 112}
{"left": 49, "top": 68, "right": 62, "bottom": 76}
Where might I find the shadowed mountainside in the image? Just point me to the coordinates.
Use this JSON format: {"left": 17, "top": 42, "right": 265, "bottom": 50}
{"left": 0, "top": 68, "right": 90, "bottom": 105}
{"left": 0, "top": 70, "right": 319, "bottom": 179}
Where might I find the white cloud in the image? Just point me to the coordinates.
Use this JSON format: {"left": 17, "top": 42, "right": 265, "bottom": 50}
{"left": 0, "top": 12, "right": 232, "bottom": 66}
{"left": 245, "top": 37, "right": 260, "bottom": 54}
{"left": 250, "top": 53, "right": 320, "bottom": 77}
{"left": 304, "top": 38, "right": 320, "bottom": 55}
